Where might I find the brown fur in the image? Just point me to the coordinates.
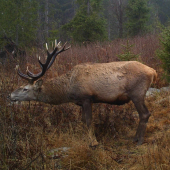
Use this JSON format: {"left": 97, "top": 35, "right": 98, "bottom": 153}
{"left": 10, "top": 61, "right": 157, "bottom": 146}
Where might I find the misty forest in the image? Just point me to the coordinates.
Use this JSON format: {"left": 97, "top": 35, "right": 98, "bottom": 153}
{"left": 0, "top": 0, "right": 170, "bottom": 169}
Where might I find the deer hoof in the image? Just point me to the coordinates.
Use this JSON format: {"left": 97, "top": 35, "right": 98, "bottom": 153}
{"left": 133, "top": 137, "right": 144, "bottom": 145}
{"left": 90, "top": 140, "right": 99, "bottom": 148}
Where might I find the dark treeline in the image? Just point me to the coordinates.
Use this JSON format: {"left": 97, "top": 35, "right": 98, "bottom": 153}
{"left": 0, "top": 0, "right": 170, "bottom": 48}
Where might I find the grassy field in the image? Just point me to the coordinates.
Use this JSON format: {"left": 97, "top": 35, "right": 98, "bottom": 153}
{"left": 0, "top": 34, "right": 170, "bottom": 169}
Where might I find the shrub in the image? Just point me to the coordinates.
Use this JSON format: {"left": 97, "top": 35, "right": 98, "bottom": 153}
{"left": 157, "top": 26, "right": 170, "bottom": 82}
{"left": 117, "top": 40, "right": 139, "bottom": 61}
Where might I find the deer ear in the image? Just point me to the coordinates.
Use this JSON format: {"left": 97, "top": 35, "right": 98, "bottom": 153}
{"left": 34, "top": 79, "right": 43, "bottom": 90}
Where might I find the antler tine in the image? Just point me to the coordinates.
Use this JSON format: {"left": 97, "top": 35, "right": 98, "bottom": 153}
{"left": 26, "top": 56, "right": 51, "bottom": 80}
{"left": 15, "top": 65, "right": 33, "bottom": 83}
{"left": 50, "top": 41, "right": 61, "bottom": 57}
{"left": 26, "top": 56, "right": 43, "bottom": 77}
{"left": 56, "top": 42, "right": 71, "bottom": 54}
{"left": 46, "top": 43, "right": 48, "bottom": 51}
{"left": 47, "top": 42, "right": 70, "bottom": 70}
{"left": 46, "top": 43, "right": 51, "bottom": 58}
{"left": 55, "top": 39, "right": 57, "bottom": 47}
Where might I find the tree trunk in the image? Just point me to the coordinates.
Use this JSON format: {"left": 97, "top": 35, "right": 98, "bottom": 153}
{"left": 37, "top": 2, "right": 43, "bottom": 48}
{"left": 15, "top": 24, "right": 19, "bottom": 45}
{"left": 114, "top": 0, "right": 124, "bottom": 38}
{"left": 118, "top": 0, "right": 123, "bottom": 38}
{"left": 87, "top": 0, "right": 90, "bottom": 15}
{"left": 45, "top": 0, "right": 49, "bottom": 39}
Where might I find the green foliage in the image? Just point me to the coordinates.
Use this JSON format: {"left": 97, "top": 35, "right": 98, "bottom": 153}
{"left": 41, "top": 0, "right": 74, "bottom": 42}
{"left": 125, "top": 0, "right": 150, "bottom": 37}
{"left": 157, "top": 26, "right": 170, "bottom": 82}
{"left": 117, "top": 40, "right": 139, "bottom": 61}
{"left": 150, "top": 0, "right": 170, "bottom": 25}
{"left": 0, "top": 0, "right": 38, "bottom": 48}
{"left": 63, "top": 0, "right": 107, "bottom": 43}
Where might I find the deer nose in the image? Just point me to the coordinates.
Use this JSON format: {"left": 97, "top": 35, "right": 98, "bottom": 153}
{"left": 7, "top": 93, "right": 15, "bottom": 102}
{"left": 7, "top": 94, "right": 12, "bottom": 101}
{"left": 7, "top": 94, "right": 10, "bottom": 99}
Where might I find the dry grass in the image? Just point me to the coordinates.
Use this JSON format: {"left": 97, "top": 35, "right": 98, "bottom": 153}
{"left": 0, "top": 34, "right": 170, "bottom": 169}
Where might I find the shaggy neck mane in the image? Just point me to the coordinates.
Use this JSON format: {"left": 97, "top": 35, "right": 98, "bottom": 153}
{"left": 37, "top": 74, "right": 70, "bottom": 105}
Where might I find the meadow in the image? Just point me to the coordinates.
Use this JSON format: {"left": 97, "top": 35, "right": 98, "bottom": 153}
{"left": 0, "top": 33, "right": 170, "bottom": 169}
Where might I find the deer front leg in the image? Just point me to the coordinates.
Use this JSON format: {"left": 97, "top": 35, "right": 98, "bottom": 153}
{"left": 82, "top": 99, "right": 98, "bottom": 147}
{"left": 81, "top": 109, "right": 86, "bottom": 124}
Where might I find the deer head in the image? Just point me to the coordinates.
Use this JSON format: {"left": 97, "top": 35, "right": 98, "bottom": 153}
{"left": 10, "top": 41, "right": 70, "bottom": 102}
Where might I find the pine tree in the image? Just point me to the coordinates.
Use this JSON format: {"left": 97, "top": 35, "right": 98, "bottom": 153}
{"left": 125, "top": 0, "right": 150, "bottom": 37}
{"left": 62, "top": 0, "right": 107, "bottom": 43}
{"left": 0, "top": 0, "right": 38, "bottom": 47}
{"left": 157, "top": 26, "right": 170, "bottom": 82}
{"left": 117, "top": 40, "right": 139, "bottom": 61}
{"left": 45, "top": 0, "right": 74, "bottom": 42}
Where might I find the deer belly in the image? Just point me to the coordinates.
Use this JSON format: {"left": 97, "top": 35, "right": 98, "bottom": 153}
{"left": 92, "top": 93, "right": 130, "bottom": 105}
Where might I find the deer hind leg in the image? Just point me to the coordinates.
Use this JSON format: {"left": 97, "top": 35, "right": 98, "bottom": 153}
{"left": 132, "top": 100, "right": 151, "bottom": 145}
{"left": 82, "top": 99, "right": 98, "bottom": 147}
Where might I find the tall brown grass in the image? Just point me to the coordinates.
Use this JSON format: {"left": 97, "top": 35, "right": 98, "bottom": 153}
{"left": 0, "top": 33, "right": 170, "bottom": 169}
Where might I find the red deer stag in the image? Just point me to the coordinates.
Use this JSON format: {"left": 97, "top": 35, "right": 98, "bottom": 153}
{"left": 10, "top": 41, "right": 157, "bottom": 146}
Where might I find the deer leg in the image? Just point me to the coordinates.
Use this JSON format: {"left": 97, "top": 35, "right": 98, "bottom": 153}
{"left": 133, "top": 100, "right": 151, "bottom": 145}
{"left": 82, "top": 99, "right": 98, "bottom": 147}
{"left": 81, "top": 110, "right": 86, "bottom": 124}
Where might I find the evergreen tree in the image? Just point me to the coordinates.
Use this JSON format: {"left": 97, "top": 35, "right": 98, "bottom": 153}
{"left": 37, "top": 0, "right": 75, "bottom": 43}
{"left": 157, "top": 26, "right": 170, "bottom": 82}
{"left": 0, "top": 0, "right": 38, "bottom": 47}
{"left": 150, "top": 0, "right": 170, "bottom": 25}
{"left": 125, "top": 0, "right": 150, "bottom": 37}
{"left": 63, "top": 0, "right": 107, "bottom": 43}
{"left": 117, "top": 40, "right": 139, "bottom": 61}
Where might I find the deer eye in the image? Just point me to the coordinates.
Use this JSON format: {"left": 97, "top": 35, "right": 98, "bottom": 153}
{"left": 23, "top": 88, "right": 28, "bottom": 92}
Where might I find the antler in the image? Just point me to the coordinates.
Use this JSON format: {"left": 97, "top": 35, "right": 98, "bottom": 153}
{"left": 16, "top": 41, "right": 70, "bottom": 84}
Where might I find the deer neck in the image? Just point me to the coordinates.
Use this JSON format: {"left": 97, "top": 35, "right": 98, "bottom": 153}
{"left": 37, "top": 75, "right": 70, "bottom": 105}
